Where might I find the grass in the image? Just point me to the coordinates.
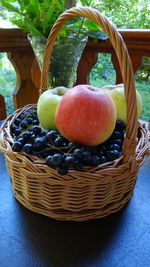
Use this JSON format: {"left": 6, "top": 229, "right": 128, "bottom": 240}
{"left": 0, "top": 53, "right": 149, "bottom": 121}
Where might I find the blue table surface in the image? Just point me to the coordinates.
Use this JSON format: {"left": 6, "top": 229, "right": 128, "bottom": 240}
{"left": 0, "top": 119, "right": 150, "bottom": 267}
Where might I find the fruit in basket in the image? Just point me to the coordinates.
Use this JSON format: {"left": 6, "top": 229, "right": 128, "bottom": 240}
{"left": 51, "top": 86, "right": 69, "bottom": 96}
{"left": 55, "top": 84, "right": 116, "bottom": 146}
{"left": 37, "top": 86, "right": 68, "bottom": 130}
{"left": 10, "top": 107, "right": 126, "bottom": 175}
{"left": 103, "top": 84, "right": 142, "bottom": 122}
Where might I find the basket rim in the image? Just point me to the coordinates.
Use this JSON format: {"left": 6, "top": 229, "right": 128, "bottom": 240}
{"left": 0, "top": 104, "right": 149, "bottom": 179}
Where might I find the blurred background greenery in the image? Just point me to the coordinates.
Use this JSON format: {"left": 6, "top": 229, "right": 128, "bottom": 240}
{"left": 0, "top": 0, "right": 149, "bottom": 121}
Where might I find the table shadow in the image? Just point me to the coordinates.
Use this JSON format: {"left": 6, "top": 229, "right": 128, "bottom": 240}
{"left": 17, "top": 202, "right": 127, "bottom": 267}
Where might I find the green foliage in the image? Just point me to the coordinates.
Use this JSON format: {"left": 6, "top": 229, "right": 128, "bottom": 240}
{"left": 0, "top": 0, "right": 149, "bottom": 39}
{"left": 135, "top": 81, "right": 150, "bottom": 121}
{"left": 90, "top": 54, "right": 116, "bottom": 87}
{"left": 0, "top": 0, "right": 67, "bottom": 38}
{"left": 0, "top": 0, "right": 99, "bottom": 38}
{"left": 88, "top": 0, "right": 150, "bottom": 28}
{"left": 0, "top": 53, "right": 15, "bottom": 116}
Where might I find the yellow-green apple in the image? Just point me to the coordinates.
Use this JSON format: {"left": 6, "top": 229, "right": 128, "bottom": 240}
{"left": 103, "top": 84, "right": 142, "bottom": 122}
{"left": 49, "top": 86, "right": 69, "bottom": 96}
{"left": 37, "top": 86, "right": 68, "bottom": 130}
{"left": 55, "top": 84, "right": 116, "bottom": 146}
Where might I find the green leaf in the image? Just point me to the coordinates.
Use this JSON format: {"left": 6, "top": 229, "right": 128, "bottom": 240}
{"left": 0, "top": 0, "right": 20, "bottom": 13}
{"left": 79, "top": 0, "right": 93, "bottom": 6}
{"left": 24, "top": 22, "right": 43, "bottom": 36}
{"left": 26, "top": 0, "right": 41, "bottom": 20}
{"left": 18, "top": 0, "right": 29, "bottom": 12}
{"left": 86, "top": 32, "right": 107, "bottom": 40}
{"left": 83, "top": 19, "right": 101, "bottom": 32}
{"left": 56, "top": 0, "right": 64, "bottom": 9}
{"left": 42, "top": 1, "right": 55, "bottom": 35}
{"left": 80, "top": 0, "right": 88, "bottom": 5}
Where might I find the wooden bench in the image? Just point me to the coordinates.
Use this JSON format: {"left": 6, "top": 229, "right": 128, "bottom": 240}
{"left": 0, "top": 28, "right": 150, "bottom": 120}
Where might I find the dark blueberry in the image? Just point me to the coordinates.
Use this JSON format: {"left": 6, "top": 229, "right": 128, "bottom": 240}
{"left": 62, "top": 140, "right": 69, "bottom": 148}
{"left": 111, "top": 130, "right": 122, "bottom": 140}
{"left": 57, "top": 166, "right": 68, "bottom": 175}
{"left": 45, "top": 155, "right": 54, "bottom": 167}
{"left": 100, "top": 145, "right": 108, "bottom": 152}
{"left": 87, "top": 146, "right": 98, "bottom": 155}
{"left": 40, "top": 130, "right": 48, "bottom": 137}
{"left": 65, "top": 155, "right": 76, "bottom": 168}
{"left": 30, "top": 133, "right": 36, "bottom": 143}
{"left": 83, "top": 151, "right": 92, "bottom": 164}
{"left": 20, "top": 120, "right": 28, "bottom": 129}
{"left": 106, "top": 150, "right": 120, "bottom": 161}
{"left": 52, "top": 153, "right": 64, "bottom": 167}
{"left": 40, "top": 151, "right": 50, "bottom": 159}
{"left": 27, "top": 113, "right": 34, "bottom": 118}
{"left": 23, "top": 143, "right": 34, "bottom": 154}
{"left": 32, "top": 119, "right": 39, "bottom": 125}
{"left": 22, "top": 130, "right": 32, "bottom": 140}
{"left": 45, "top": 130, "right": 58, "bottom": 142}
{"left": 34, "top": 137, "right": 47, "bottom": 151}
{"left": 14, "top": 118, "right": 21, "bottom": 126}
{"left": 12, "top": 141, "right": 22, "bottom": 152}
{"left": 28, "top": 127, "right": 33, "bottom": 132}
{"left": 32, "top": 125, "right": 41, "bottom": 135}
{"left": 74, "top": 161, "right": 84, "bottom": 171}
{"left": 17, "top": 137, "right": 26, "bottom": 145}
{"left": 97, "top": 145, "right": 107, "bottom": 155}
{"left": 27, "top": 117, "right": 33, "bottom": 125}
{"left": 115, "top": 120, "right": 126, "bottom": 131}
{"left": 32, "top": 109, "right": 38, "bottom": 117}
{"left": 73, "top": 148, "right": 83, "bottom": 159}
{"left": 18, "top": 113, "right": 24, "bottom": 120}
{"left": 121, "top": 129, "right": 126, "bottom": 138}
{"left": 14, "top": 128, "right": 22, "bottom": 136}
{"left": 50, "top": 130, "right": 59, "bottom": 135}
{"left": 10, "top": 124, "right": 18, "bottom": 134}
{"left": 97, "top": 150, "right": 104, "bottom": 157}
{"left": 104, "top": 138, "right": 114, "bottom": 146}
{"left": 67, "top": 142, "right": 78, "bottom": 150}
{"left": 113, "top": 139, "right": 123, "bottom": 146}
{"left": 108, "top": 143, "right": 122, "bottom": 152}
{"left": 54, "top": 136, "right": 64, "bottom": 147}
{"left": 99, "top": 155, "right": 108, "bottom": 164}
{"left": 59, "top": 136, "right": 69, "bottom": 145}
{"left": 91, "top": 155, "right": 101, "bottom": 166}
{"left": 22, "top": 111, "right": 27, "bottom": 117}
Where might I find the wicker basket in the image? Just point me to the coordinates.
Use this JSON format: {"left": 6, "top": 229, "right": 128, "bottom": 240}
{"left": 0, "top": 7, "right": 149, "bottom": 221}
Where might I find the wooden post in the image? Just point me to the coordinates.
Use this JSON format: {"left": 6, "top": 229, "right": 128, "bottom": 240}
{"left": 0, "top": 95, "right": 7, "bottom": 120}
{"left": 8, "top": 48, "right": 39, "bottom": 110}
{"left": 76, "top": 51, "right": 98, "bottom": 84}
{"left": 65, "top": 0, "right": 76, "bottom": 9}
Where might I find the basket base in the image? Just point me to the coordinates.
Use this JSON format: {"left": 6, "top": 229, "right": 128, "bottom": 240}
{"left": 13, "top": 188, "right": 133, "bottom": 222}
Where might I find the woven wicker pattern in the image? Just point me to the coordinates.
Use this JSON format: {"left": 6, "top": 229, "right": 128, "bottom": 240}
{"left": 0, "top": 7, "right": 149, "bottom": 221}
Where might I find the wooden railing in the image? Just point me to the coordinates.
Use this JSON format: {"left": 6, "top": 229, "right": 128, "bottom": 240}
{"left": 0, "top": 28, "right": 150, "bottom": 120}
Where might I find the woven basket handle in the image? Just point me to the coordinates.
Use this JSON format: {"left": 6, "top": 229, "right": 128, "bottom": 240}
{"left": 40, "top": 6, "right": 138, "bottom": 163}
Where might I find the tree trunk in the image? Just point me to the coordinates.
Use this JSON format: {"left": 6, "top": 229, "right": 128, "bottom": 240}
{"left": 65, "top": 0, "right": 76, "bottom": 9}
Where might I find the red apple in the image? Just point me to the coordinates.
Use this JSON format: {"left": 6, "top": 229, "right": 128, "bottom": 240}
{"left": 55, "top": 84, "right": 116, "bottom": 146}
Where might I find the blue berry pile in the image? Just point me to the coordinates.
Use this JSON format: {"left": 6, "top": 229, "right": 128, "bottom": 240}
{"left": 10, "top": 108, "right": 125, "bottom": 175}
